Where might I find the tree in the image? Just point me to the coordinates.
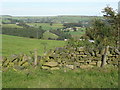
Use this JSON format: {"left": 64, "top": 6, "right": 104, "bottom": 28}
{"left": 85, "top": 6, "right": 120, "bottom": 67}
{"left": 102, "top": 6, "right": 120, "bottom": 48}
{"left": 86, "top": 6, "right": 120, "bottom": 47}
{"left": 50, "top": 22, "right": 53, "bottom": 26}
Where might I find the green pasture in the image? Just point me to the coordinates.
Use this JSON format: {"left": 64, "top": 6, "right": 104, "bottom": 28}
{"left": 27, "top": 23, "right": 63, "bottom": 30}
{"left": 2, "top": 34, "right": 66, "bottom": 57}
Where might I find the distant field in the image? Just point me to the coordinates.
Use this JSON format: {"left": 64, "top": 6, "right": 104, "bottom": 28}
{"left": 2, "top": 24, "right": 23, "bottom": 28}
{"left": 2, "top": 34, "right": 66, "bottom": 57}
{"left": 2, "top": 23, "right": 63, "bottom": 30}
{"left": 68, "top": 28, "right": 86, "bottom": 39}
{"left": 27, "top": 23, "right": 63, "bottom": 30}
{"left": 12, "top": 16, "right": 99, "bottom": 23}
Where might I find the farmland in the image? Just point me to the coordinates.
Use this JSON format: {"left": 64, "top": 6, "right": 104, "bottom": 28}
{"left": 1, "top": 11, "right": 119, "bottom": 89}
{"left": 3, "top": 15, "right": 98, "bottom": 23}
{"left": 2, "top": 23, "right": 86, "bottom": 40}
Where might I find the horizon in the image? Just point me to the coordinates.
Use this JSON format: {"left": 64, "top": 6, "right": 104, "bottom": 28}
{"left": 1, "top": 14, "right": 102, "bottom": 17}
{"left": 1, "top": 0, "right": 119, "bottom": 16}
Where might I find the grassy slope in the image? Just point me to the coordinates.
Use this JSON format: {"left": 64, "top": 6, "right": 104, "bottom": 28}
{"left": 2, "top": 34, "right": 66, "bottom": 57}
{"left": 2, "top": 66, "right": 118, "bottom": 88}
{"left": 42, "top": 31, "right": 58, "bottom": 39}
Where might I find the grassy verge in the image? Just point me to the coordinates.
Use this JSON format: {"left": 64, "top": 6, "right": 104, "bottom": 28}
{"left": 2, "top": 66, "right": 118, "bottom": 88}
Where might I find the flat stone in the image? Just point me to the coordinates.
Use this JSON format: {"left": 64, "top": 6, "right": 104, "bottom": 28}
{"left": 44, "top": 61, "right": 58, "bottom": 67}
{"left": 79, "top": 60, "right": 85, "bottom": 63}
{"left": 89, "top": 62, "right": 97, "bottom": 65}
{"left": 77, "top": 55, "right": 87, "bottom": 57}
{"left": 50, "top": 67, "right": 60, "bottom": 70}
{"left": 80, "top": 65, "right": 94, "bottom": 69}
{"left": 42, "top": 66, "right": 50, "bottom": 70}
{"left": 108, "top": 54, "right": 113, "bottom": 56}
{"left": 77, "top": 47, "right": 85, "bottom": 51}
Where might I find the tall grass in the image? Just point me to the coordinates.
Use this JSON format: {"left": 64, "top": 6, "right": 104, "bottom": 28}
{"left": 2, "top": 66, "right": 118, "bottom": 88}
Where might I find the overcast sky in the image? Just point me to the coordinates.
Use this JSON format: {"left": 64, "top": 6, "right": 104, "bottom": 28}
{"left": 1, "top": 0, "right": 119, "bottom": 16}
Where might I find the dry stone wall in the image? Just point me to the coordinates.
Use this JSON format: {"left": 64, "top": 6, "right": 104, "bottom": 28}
{"left": 2, "top": 46, "right": 119, "bottom": 71}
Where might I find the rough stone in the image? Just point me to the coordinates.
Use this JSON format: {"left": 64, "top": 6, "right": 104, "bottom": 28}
{"left": 77, "top": 47, "right": 85, "bottom": 52}
{"left": 96, "top": 61, "right": 101, "bottom": 67}
{"left": 42, "top": 66, "right": 50, "bottom": 70}
{"left": 77, "top": 55, "right": 87, "bottom": 57}
{"left": 66, "top": 65, "right": 74, "bottom": 69}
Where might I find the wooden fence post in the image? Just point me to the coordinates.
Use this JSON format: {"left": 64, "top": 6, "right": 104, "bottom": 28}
{"left": 34, "top": 49, "right": 38, "bottom": 66}
{"left": 101, "top": 46, "right": 109, "bottom": 67}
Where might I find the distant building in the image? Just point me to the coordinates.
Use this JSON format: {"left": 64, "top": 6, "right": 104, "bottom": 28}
{"left": 64, "top": 39, "right": 68, "bottom": 41}
{"left": 118, "top": 1, "right": 120, "bottom": 14}
{"left": 89, "top": 40, "right": 95, "bottom": 43}
{"left": 16, "top": 22, "right": 19, "bottom": 25}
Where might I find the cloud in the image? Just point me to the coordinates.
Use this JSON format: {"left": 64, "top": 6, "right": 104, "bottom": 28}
{"left": 1, "top": 0, "right": 119, "bottom": 3}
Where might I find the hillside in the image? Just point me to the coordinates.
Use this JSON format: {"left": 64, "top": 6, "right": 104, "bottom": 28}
{"left": 2, "top": 34, "right": 66, "bottom": 57}
{"left": 42, "top": 31, "right": 59, "bottom": 40}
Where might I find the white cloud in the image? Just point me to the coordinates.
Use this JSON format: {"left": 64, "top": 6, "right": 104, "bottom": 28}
{"left": 1, "top": 0, "right": 119, "bottom": 3}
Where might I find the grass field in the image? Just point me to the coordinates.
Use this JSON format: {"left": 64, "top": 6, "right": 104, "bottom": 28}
{"left": 2, "top": 66, "right": 118, "bottom": 88}
{"left": 2, "top": 34, "right": 66, "bottom": 57}
{"left": 27, "top": 23, "right": 63, "bottom": 30}
{"left": 2, "top": 24, "right": 23, "bottom": 28}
